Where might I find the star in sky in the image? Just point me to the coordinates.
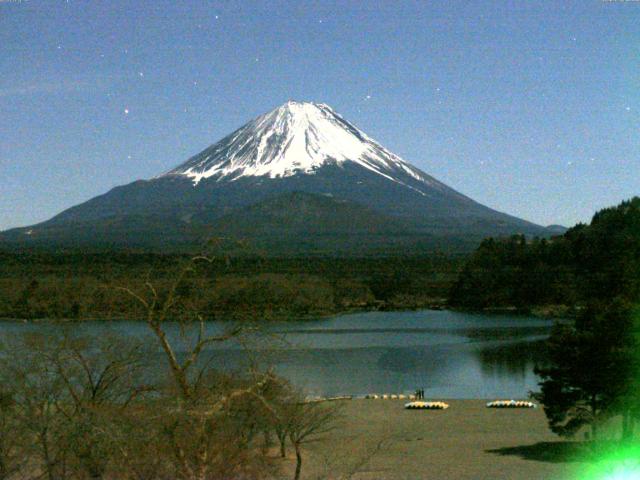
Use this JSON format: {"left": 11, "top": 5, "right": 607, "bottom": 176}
{"left": 1, "top": 0, "right": 637, "bottom": 232}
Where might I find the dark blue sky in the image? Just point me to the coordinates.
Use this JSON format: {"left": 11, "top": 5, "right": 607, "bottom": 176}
{"left": 1, "top": 0, "right": 638, "bottom": 230}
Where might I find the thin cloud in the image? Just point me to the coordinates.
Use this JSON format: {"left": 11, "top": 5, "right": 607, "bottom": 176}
{"left": 0, "top": 74, "right": 126, "bottom": 98}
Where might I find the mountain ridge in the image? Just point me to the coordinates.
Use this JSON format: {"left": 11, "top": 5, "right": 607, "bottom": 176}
{"left": 0, "top": 101, "right": 554, "bottom": 254}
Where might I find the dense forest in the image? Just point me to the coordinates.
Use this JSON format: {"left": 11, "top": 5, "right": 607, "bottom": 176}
{"left": 0, "top": 251, "right": 463, "bottom": 321}
{"left": 3, "top": 197, "right": 638, "bottom": 322}
{"left": 449, "top": 197, "right": 640, "bottom": 313}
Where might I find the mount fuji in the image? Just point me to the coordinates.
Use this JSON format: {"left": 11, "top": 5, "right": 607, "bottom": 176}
{"left": 1, "top": 101, "right": 554, "bottom": 254}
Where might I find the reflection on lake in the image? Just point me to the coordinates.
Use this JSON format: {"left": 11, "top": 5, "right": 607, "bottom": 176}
{"left": 0, "top": 310, "right": 553, "bottom": 399}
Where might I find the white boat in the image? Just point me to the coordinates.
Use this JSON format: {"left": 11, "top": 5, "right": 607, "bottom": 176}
{"left": 486, "top": 400, "right": 536, "bottom": 408}
{"left": 404, "top": 401, "right": 449, "bottom": 410}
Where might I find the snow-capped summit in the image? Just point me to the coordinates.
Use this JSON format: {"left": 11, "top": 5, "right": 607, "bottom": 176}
{"left": 164, "top": 101, "right": 437, "bottom": 194}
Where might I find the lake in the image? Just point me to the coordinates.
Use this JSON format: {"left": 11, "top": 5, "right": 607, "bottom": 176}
{"left": 0, "top": 309, "right": 553, "bottom": 399}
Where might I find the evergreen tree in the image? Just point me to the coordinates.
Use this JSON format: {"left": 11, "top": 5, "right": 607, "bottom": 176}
{"left": 533, "top": 301, "right": 636, "bottom": 439}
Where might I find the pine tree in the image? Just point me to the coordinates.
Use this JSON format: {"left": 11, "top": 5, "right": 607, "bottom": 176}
{"left": 534, "top": 300, "right": 637, "bottom": 439}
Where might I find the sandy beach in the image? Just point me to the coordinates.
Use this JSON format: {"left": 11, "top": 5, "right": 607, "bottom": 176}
{"left": 282, "top": 399, "right": 587, "bottom": 480}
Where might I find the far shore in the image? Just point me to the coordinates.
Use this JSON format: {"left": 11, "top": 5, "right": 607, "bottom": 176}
{"left": 0, "top": 301, "right": 578, "bottom": 324}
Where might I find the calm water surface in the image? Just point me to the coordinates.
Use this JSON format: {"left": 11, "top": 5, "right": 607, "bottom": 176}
{"left": 0, "top": 310, "right": 553, "bottom": 399}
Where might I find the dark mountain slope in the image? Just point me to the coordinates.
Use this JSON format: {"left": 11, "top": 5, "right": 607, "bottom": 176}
{"left": 1, "top": 101, "right": 551, "bottom": 253}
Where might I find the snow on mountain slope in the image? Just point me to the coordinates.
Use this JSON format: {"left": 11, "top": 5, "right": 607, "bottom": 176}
{"left": 0, "top": 100, "right": 551, "bottom": 251}
{"left": 164, "top": 101, "right": 443, "bottom": 195}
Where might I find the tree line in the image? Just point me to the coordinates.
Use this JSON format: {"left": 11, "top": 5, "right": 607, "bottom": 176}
{"left": 0, "top": 254, "right": 462, "bottom": 321}
{"left": 449, "top": 197, "right": 640, "bottom": 313}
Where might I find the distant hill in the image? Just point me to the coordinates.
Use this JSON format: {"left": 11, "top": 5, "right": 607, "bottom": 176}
{"left": 544, "top": 224, "right": 568, "bottom": 235}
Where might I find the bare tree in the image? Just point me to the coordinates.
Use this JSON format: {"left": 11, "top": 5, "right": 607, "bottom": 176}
{"left": 0, "top": 388, "right": 23, "bottom": 480}
{"left": 51, "top": 333, "right": 152, "bottom": 480}
{"left": 0, "top": 334, "right": 70, "bottom": 480}
{"left": 0, "top": 330, "right": 153, "bottom": 480}
{"left": 284, "top": 400, "right": 340, "bottom": 480}
{"left": 117, "top": 255, "right": 284, "bottom": 480}
{"left": 116, "top": 255, "right": 246, "bottom": 401}
{"left": 0, "top": 250, "right": 304, "bottom": 480}
{"left": 51, "top": 332, "right": 151, "bottom": 411}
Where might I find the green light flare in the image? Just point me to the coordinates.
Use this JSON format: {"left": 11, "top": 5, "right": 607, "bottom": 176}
{"left": 579, "top": 445, "right": 640, "bottom": 480}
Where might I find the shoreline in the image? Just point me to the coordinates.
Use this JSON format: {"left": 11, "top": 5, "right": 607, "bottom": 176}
{"left": 0, "top": 300, "right": 575, "bottom": 324}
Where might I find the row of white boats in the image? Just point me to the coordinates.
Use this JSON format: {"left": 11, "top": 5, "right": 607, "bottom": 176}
{"left": 304, "top": 394, "right": 537, "bottom": 410}
{"left": 404, "top": 400, "right": 537, "bottom": 410}
{"left": 485, "top": 400, "right": 537, "bottom": 409}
